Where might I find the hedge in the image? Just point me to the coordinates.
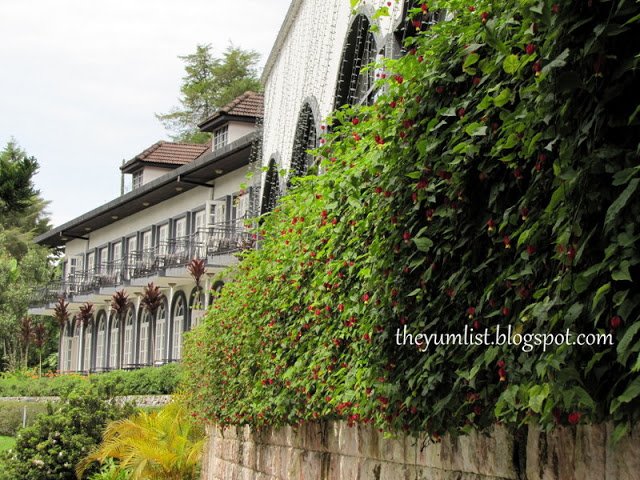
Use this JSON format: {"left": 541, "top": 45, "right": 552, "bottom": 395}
{"left": 0, "top": 363, "right": 181, "bottom": 397}
{"left": 182, "top": 0, "right": 640, "bottom": 439}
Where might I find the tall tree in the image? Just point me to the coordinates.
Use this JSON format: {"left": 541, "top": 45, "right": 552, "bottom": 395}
{"left": 156, "top": 44, "right": 261, "bottom": 144}
{"left": 0, "top": 139, "right": 53, "bottom": 371}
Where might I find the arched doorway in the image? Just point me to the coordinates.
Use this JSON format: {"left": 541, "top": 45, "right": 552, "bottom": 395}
{"left": 154, "top": 300, "right": 168, "bottom": 365}
{"left": 171, "top": 294, "right": 186, "bottom": 361}
{"left": 122, "top": 307, "right": 135, "bottom": 368}
{"left": 83, "top": 318, "right": 93, "bottom": 372}
{"left": 95, "top": 312, "right": 107, "bottom": 371}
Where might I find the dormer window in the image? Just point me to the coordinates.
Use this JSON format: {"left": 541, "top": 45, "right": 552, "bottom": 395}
{"left": 132, "top": 170, "right": 143, "bottom": 190}
{"left": 213, "top": 126, "right": 228, "bottom": 151}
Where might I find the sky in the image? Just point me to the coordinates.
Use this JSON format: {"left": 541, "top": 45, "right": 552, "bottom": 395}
{"left": 0, "top": 0, "right": 292, "bottom": 227}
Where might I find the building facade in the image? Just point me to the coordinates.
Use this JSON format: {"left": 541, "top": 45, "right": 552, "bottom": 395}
{"left": 29, "top": 92, "right": 263, "bottom": 372}
{"left": 32, "top": 0, "right": 427, "bottom": 373}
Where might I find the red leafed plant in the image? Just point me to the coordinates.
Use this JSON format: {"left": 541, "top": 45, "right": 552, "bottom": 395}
{"left": 75, "top": 302, "right": 94, "bottom": 328}
{"left": 111, "top": 289, "right": 129, "bottom": 318}
{"left": 53, "top": 296, "right": 69, "bottom": 330}
{"left": 141, "top": 282, "right": 164, "bottom": 316}
{"left": 187, "top": 258, "right": 206, "bottom": 290}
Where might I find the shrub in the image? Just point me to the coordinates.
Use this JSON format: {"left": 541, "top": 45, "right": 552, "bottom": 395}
{"left": 182, "top": 0, "right": 640, "bottom": 439}
{"left": 0, "top": 364, "right": 181, "bottom": 397}
{"left": 0, "top": 388, "right": 135, "bottom": 480}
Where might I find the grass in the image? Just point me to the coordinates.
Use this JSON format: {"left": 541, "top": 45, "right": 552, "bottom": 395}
{"left": 0, "top": 435, "right": 16, "bottom": 452}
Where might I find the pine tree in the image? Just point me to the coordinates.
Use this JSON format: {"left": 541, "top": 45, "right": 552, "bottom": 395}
{"left": 156, "top": 44, "right": 261, "bottom": 143}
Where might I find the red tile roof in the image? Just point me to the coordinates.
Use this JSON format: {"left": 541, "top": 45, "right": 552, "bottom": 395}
{"left": 198, "top": 91, "right": 264, "bottom": 130}
{"left": 121, "top": 141, "right": 209, "bottom": 172}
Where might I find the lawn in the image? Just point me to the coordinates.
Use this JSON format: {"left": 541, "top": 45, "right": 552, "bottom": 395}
{"left": 0, "top": 435, "right": 16, "bottom": 452}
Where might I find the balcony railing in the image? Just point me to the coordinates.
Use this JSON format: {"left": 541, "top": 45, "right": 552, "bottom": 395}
{"left": 29, "top": 221, "right": 255, "bottom": 307}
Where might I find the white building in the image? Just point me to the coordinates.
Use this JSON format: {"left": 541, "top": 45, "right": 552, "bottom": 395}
{"left": 30, "top": 92, "right": 263, "bottom": 372}
{"left": 32, "top": 0, "right": 432, "bottom": 373}
{"left": 258, "top": 0, "right": 434, "bottom": 209}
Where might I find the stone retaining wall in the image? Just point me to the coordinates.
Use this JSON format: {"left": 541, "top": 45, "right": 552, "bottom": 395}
{"left": 201, "top": 421, "right": 639, "bottom": 480}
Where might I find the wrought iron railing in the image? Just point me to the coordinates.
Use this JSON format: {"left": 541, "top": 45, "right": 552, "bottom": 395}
{"left": 29, "top": 221, "right": 256, "bottom": 308}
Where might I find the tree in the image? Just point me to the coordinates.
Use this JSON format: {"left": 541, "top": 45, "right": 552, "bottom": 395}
{"left": 0, "top": 139, "right": 54, "bottom": 372}
{"left": 76, "top": 401, "right": 205, "bottom": 480}
{"left": 156, "top": 44, "right": 261, "bottom": 143}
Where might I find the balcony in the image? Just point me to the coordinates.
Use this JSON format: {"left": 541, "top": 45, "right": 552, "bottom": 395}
{"left": 28, "top": 220, "right": 255, "bottom": 310}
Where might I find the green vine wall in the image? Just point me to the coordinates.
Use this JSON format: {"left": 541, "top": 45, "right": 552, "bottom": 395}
{"left": 183, "top": 0, "right": 640, "bottom": 440}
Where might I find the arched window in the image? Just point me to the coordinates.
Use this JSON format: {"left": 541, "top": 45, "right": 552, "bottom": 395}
{"left": 63, "top": 322, "right": 74, "bottom": 372}
{"left": 122, "top": 308, "right": 135, "bottom": 368}
{"left": 154, "top": 302, "right": 167, "bottom": 364}
{"left": 109, "top": 313, "right": 120, "bottom": 369}
{"left": 394, "top": 1, "right": 446, "bottom": 54}
{"left": 95, "top": 313, "right": 106, "bottom": 371}
{"left": 139, "top": 309, "right": 151, "bottom": 365}
{"left": 260, "top": 158, "right": 280, "bottom": 215}
{"left": 189, "top": 287, "right": 205, "bottom": 329}
{"left": 334, "top": 14, "right": 378, "bottom": 108}
{"left": 172, "top": 296, "right": 186, "bottom": 361}
{"left": 289, "top": 104, "right": 318, "bottom": 180}
{"left": 83, "top": 319, "right": 93, "bottom": 372}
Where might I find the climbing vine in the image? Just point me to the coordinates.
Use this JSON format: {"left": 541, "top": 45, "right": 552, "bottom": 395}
{"left": 183, "top": 0, "right": 640, "bottom": 439}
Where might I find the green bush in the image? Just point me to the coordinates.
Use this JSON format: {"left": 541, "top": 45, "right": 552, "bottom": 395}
{"left": 0, "top": 389, "right": 135, "bottom": 480}
{"left": 0, "top": 401, "right": 49, "bottom": 436}
{"left": 0, "top": 364, "right": 181, "bottom": 397}
{"left": 182, "top": 0, "right": 640, "bottom": 438}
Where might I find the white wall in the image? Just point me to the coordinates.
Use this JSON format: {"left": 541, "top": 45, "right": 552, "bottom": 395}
{"left": 261, "top": 0, "right": 403, "bottom": 172}
{"left": 142, "top": 166, "right": 174, "bottom": 185}
{"left": 227, "top": 122, "right": 257, "bottom": 144}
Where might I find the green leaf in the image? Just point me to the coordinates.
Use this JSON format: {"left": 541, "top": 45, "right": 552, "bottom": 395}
{"left": 592, "top": 283, "right": 611, "bottom": 312}
{"left": 463, "top": 53, "right": 480, "bottom": 72}
{"left": 494, "top": 88, "right": 511, "bottom": 107}
{"left": 465, "top": 123, "right": 488, "bottom": 136}
{"left": 612, "top": 261, "right": 632, "bottom": 282}
{"left": 617, "top": 322, "right": 640, "bottom": 365}
{"left": 611, "top": 376, "right": 640, "bottom": 413}
{"left": 541, "top": 49, "right": 570, "bottom": 74}
{"left": 605, "top": 179, "right": 640, "bottom": 232}
{"left": 413, "top": 237, "right": 434, "bottom": 251}
{"left": 503, "top": 55, "right": 520, "bottom": 74}
{"left": 611, "top": 423, "right": 629, "bottom": 446}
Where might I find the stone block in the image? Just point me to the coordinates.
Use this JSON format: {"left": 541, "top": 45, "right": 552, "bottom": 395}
{"left": 338, "top": 421, "right": 360, "bottom": 457}
{"left": 378, "top": 431, "right": 405, "bottom": 464}
{"left": 358, "top": 424, "right": 381, "bottom": 460}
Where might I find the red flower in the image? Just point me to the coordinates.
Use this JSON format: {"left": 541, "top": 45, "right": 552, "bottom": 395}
{"left": 498, "top": 368, "right": 507, "bottom": 382}
{"left": 503, "top": 235, "right": 511, "bottom": 249}
{"left": 568, "top": 411, "right": 581, "bottom": 425}
{"left": 389, "top": 100, "right": 397, "bottom": 108}
{"left": 426, "top": 209, "right": 434, "bottom": 221}
{"left": 480, "top": 12, "right": 490, "bottom": 23}
{"left": 526, "top": 245, "right": 537, "bottom": 255}
{"left": 321, "top": 210, "right": 328, "bottom": 218}
{"left": 532, "top": 61, "right": 542, "bottom": 74}
{"left": 421, "top": 3, "right": 428, "bottom": 12}
{"left": 457, "top": 107, "right": 466, "bottom": 118}
{"left": 520, "top": 207, "right": 529, "bottom": 220}
{"left": 375, "top": 134, "right": 385, "bottom": 145}
{"left": 501, "top": 306, "right": 510, "bottom": 316}
{"left": 395, "top": 74, "right": 404, "bottom": 84}
{"left": 435, "top": 86, "right": 445, "bottom": 94}
{"left": 353, "top": 132, "right": 361, "bottom": 141}
{"left": 486, "top": 218, "right": 496, "bottom": 233}
{"left": 472, "top": 76, "right": 481, "bottom": 86}
{"left": 467, "top": 307, "right": 476, "bottom": 318}
{"left": 403, "top": 231, "right": 412, "bottom": 242}
{"left": 352, "top": 117, "right": 360, "bottom": 125}
{"left": 472, "top": 319, "right": 481, "bottom": 330}
{"left": 551, "top": 3, "right": 560, "bottom": 14}
{"left": 468, "top": 5, "right": 476, "bottom": 12}
{"left": 496, "top": 359, "right": 505, "bottom": 368}
{"left": 412, "top": 19, "right": 422, "bottom": 29}
{"left": 610, "top": 315, "right": 622, "bottom": 330}
{"left": 525, "top": 43, "right": 536, "bottom": 55}
{"left": 362, "top": 293, "right": 370, "bottom": 303}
